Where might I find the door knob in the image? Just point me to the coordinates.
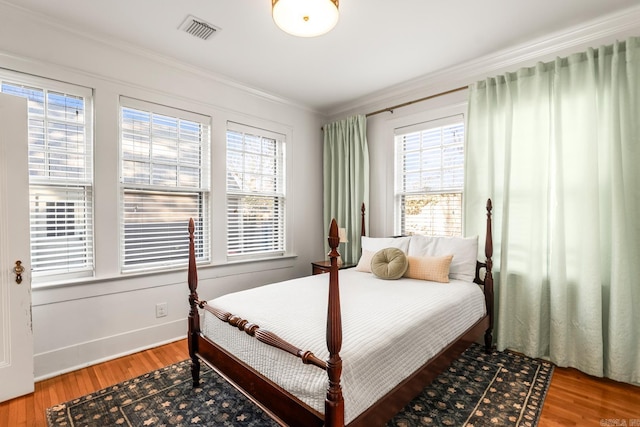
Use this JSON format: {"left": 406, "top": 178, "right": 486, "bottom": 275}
{"left": 13, "top": 260, "right": 24, "bottom": 284}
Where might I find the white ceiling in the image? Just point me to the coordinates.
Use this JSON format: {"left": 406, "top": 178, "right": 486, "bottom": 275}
{"left": 4, "top": 0, "right": 639, "bottom": 114}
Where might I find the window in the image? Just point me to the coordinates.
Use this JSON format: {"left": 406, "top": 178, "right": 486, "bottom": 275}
{"left": 395, "top": 115, "right": 464, "bottom": 236}
{"left": 120, "top": 97, "right": 210, "bottom": 272}
{"left": 226, "top": 123, "right": 285, "bottom": 259}
{"left": 0, "top": 72, "right": 94, "bottom": 281}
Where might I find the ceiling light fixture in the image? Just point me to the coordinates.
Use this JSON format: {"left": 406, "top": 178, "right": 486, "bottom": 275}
{"left": 272, "top": 0, "right": 339, "bottom": 37}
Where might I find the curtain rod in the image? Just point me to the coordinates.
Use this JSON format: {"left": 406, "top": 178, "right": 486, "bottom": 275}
{"left": 365, "top": 85, "right": 468, "bottom": 118}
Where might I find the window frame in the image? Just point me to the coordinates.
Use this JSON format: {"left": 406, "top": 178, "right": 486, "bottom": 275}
{"left": 0, "top": 70, "right": 95, "bottom": 283}
{"left": 394, "top": 114, "right": 465, "bottom": 237}
{"left": 225, "top": 121, "right": 287, "bottom": 261}
{"left": 118, "top": 96, "right": 211, "bottom": 273}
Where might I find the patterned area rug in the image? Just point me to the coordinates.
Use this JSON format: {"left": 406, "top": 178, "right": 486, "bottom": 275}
{"left": 388, "top": 344, "right": 554, "bottom": 427}
{"left": 46, "top": 344, "right": 553, "bottom": 427}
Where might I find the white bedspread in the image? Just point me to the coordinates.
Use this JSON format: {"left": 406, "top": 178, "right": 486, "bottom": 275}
{"left": 201, "top": 269, "right": 486, "bottom": 424}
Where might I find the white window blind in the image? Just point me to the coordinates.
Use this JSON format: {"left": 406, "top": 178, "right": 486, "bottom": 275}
{"left": 395, "top": 115, "right": 464, "bottom": 236}
{"left": 0, "top": 73, "right": 94, "bottom": 281}
{"left": 120, "top": 97, "right": 210, "bottom": 272}
{"left": 226, "top": 123, "right": 285, "bottom": 258}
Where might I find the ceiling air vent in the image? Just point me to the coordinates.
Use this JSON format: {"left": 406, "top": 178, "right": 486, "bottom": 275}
{"left": 179, "top": 15, "right": 219, "bottom": 40}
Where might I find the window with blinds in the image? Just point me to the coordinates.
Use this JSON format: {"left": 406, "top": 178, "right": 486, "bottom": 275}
{"left": 0, "top": 73, "right": 94, "bottom": 281}
{"left": 120, "top": 98, "right": 210, "bottom": 272}
{"left": 395, "top": 116, "right": 464, "bottom": 236}
{"left": 226, "top": 123, "right": 285, "bottom": 258}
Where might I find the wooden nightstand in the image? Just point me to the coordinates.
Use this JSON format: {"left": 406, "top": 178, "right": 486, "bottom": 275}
{"left": 311, "top": 260, "right": 356, "bottom": 275}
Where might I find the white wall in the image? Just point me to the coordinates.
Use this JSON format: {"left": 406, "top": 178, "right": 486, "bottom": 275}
{"left": 0, "top": 3, "right": 327, "bottom": 379}
{"left": 329, "top": 5, "right": 640, "bottom": 238}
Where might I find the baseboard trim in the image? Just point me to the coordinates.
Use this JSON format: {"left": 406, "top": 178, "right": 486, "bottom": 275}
{"left": 34, "top": 319, "right": 187, "bottom": 381}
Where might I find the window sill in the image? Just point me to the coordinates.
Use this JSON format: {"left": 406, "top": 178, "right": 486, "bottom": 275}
{"left": 31, "top": 254, "right": 298, "bottom": 306}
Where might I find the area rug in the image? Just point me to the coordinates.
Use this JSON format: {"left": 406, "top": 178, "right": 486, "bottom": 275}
{"left": 46, "top": 343, "right": 553, "bottom": 427}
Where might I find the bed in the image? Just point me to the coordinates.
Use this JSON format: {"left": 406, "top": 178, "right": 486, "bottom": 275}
{"left": 187, "top": 199, "right": 494, "bottom": 427}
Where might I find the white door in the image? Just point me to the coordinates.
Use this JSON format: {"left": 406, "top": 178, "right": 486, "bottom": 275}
{"left": 0, "top": 92, "right": 33, "bottom": 402}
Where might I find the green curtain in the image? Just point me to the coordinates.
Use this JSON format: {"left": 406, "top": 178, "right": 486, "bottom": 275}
{"left": 465, "top": 37, "right": 640, "bottom": 384}
{"left": 323, "top": 115, "right": 370, "bottom": 264}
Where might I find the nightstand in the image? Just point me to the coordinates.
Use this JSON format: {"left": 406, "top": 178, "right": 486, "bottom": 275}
{"left": 311, "top": 260, "right": 356, "bottom": 275}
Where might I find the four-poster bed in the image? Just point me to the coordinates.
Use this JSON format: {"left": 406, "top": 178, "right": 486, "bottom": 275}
{"left": 187, "top": 199, "right": 494, "bottom": 427}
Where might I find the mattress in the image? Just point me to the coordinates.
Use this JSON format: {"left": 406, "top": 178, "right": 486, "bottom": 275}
{"left": 201, "top": 269, "right": 486, "bottom": 423}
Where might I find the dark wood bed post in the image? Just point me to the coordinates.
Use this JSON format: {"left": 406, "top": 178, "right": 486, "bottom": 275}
{"left": 187, "top": 218, "right": 201, "bottom": 387}
{"left": 325, "top": 219, "right": 345, "bottom": 427}
{"left": 484, "top": 199, "right": 494, "bottom": 350}
{"left": 360, "top": 203, "right": 366, "bottom": 237}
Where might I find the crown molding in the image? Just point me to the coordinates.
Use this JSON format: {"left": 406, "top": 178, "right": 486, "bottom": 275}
{"left": 329, "top": 3, "right": 640, "bottom": 118}
{"left": 0, "top": 0, "right": 319, "bottom": 115}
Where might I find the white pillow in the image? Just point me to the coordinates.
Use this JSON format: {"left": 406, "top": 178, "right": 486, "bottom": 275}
{"left": 408, "top": 235, "right": 478, "bottom": 282}
{"left": 361, "top": 236, "right": 411, "bottom": 253}
{"left": 355, "top": 249, "right": 375, "bottom": 272}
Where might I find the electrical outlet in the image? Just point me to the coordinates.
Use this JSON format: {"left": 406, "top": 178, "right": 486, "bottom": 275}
{"left": 156, "top": 302, "right": 168, "bottom": 318}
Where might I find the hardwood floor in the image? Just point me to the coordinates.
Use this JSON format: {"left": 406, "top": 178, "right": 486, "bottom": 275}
{"left": 1, "top": 339, "right": 639, "bottom": 426}
{"left": 539, "top": 367, "right": 640, "bottom": 426}
{"left": 0, "top": 340, "right": 188, "bottom": 427}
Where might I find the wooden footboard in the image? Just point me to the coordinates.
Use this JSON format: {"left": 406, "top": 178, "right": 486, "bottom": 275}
{"left": 186, "top": 199, "right": 494, "bottom": 427}
{"left": 195, "top": 333, "right": 324, "bottom": 426}
{"left": 187, "top": 217, "right": 345, "bottom": 426}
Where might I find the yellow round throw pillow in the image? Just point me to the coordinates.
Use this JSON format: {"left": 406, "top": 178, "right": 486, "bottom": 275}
{"left": 370, "top": 247, "right": 409, "bottom": 280}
